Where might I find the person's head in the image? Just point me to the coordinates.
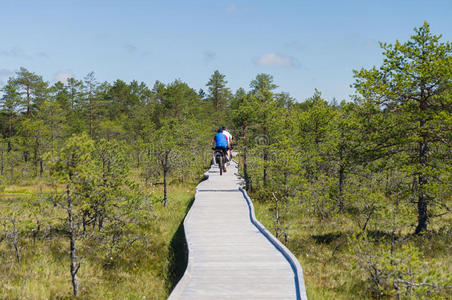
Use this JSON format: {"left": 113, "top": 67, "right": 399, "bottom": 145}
{"left": 217, "top": 128, "right": 223, "bottom": 133}
{"left": 221, "top": 126, "right": 226, "bottom": 131}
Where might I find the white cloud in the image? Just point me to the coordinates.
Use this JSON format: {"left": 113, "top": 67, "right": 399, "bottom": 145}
{"left": 255, "top": 53, "right": 296, "bottom": 67}
{"left": 55, "top": 72, "right": 74, "bottom": 84}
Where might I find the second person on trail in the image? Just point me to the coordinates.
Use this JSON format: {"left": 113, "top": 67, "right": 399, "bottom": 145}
{"left": 221, "top": 126, "right": 233, "bottom": 164}
{"left": 212, "top": 128, "right": 229, "bottom": 173}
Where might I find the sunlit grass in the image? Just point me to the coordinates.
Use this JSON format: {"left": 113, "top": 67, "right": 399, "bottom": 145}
{"left": 0, "top": 176, "right": 197, "bottom": 299}
{"left": 3, "top": 184, "right": 58, "bottom": 194}
{"left": 253, "top": 199, "right": 451, "bottom": 299}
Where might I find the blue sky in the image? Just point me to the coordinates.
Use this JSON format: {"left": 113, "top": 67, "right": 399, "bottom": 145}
{"left": 1, "top": 0, "right": 451, "bottom": 102}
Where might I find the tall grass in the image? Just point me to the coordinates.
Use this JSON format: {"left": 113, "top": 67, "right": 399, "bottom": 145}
{"left": 252, "top": 199, "right": 452, "bottom": 299}
{"left": 0, "top": 182, "right": 195, "bottom": 299}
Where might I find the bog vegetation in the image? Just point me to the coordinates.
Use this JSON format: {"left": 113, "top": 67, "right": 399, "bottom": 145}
{"left": 0, "top": 22, "right": 451, "bottom": 299}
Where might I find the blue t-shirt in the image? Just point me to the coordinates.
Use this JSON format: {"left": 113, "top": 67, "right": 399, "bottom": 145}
{"left": 215, "top": 132, "right": 228, "bottom": 148}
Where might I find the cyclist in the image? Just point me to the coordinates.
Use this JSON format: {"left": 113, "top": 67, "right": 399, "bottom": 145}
{"left": 221, "top": 126, "right": 233, "bottom": 162}
{"left": 212, "top": 128, "right": 229, "bottom": 172}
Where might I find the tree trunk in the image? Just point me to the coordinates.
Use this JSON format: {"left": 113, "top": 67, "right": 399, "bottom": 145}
{"left": 40, "top": 159, "right": 43, "bottom": 177}
{"left": 32, "top": 221, "right": 40, "bottom": 243}
{"left": 26, "top": 86, "right": 31, "bottom": 115}
{"left": 263, "top": 150, "right": 268, "bottom": 186}
{"left": 338, "top": 163, "right": 345, "bottom": 212}
{"left": 263, "top": 127, "right": 268, "bottom": 186}
{"left": 71, "top": 88, "right": 75, "bottom": 110}
{"left": 415, "top": 139, "right": 428, "bottom": 234}
{"left": 82, "top": 213, "right": 87, "bottom": 234}
{"left": 33, "top": 145, "right": 38, "bottom": 177}
{"left": 98, "top": 215, "right": 104, "bottom": 231}
{"left": 67, "top": 183, "right": 79, "bottom": 296}
{"left": 242, "top": 125, "right": 249, "bottom": 191}
{"left": 415, "top": 88, "right": 429, "bottom": 234}
{"left": 163, "top": 152, "right": 169, "bottom": 207}
{"left": 89, "top": 93, "right": 93, "bottom": 138}
{"left": 1, "top": 148, "right": 4, "bottom": 176}
{"left": 8, "top": 113, "right": 13, "bottom": 152}
{"left": 11, "top": 218, "right": 21, "bottom": 263}
{"left": 214, "top": 87, "right": 219, "bottom": 111}
{"left": 338, "top": 131, "right": 345, "bottom": 212}
{"left": 273, "top": 193, "right": 280, "bottom": 239}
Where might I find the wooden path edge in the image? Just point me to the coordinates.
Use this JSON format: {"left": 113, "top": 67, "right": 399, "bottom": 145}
{"left": 167, "top": 172, "right": 209, "bottom": 300}
{"left": 238, "top": 187, "right": 308, "bottom": 300}
{"left": 167, "top": 170, "right": 309, "bottom": 300}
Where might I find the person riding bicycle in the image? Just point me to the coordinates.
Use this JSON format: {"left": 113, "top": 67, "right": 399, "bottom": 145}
{"left": 212, "top": 128, "right": 229, "bottom": 172}
{"left": 221, "top": 126, "right": 233, "bottom": 162}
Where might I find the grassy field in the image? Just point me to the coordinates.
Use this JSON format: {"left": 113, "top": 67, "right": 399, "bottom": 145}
{"left": 252, "top": 199, "right": 452, "bottom": 300}
{"left": 1, "top": 173, "right": 450, "bottom": 299}
{"left": 0, "top": 178, "right": 197, "bottom": 299}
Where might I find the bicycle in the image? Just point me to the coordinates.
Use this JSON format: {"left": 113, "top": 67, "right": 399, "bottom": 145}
{"left": 212, "top": 147, "right": 227, "bottom": 175}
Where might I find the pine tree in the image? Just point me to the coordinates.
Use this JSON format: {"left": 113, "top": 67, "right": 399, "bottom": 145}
{"left": 353, "top": 22, "right": 452, "bottom": 233}
{"left": 206, "top": 70, "right": 231, "bottom": 112}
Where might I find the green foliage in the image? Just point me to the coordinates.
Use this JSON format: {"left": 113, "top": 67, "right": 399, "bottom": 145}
{"left": 0, "top": 65, "right": 216, "bottom": 297}
{"left": 206, "top": 70, "right": 231, "bottom": 114}
{"left": 227, "top": 22, "right": 451, "bottom": 299}
{"left": 350, "top": 233, "right": 451, "bottom": 298}
{"left": 47, "top": 132, "right": 96, "bottom": 184}
{"left": 0, "top": 21, "right": 450, "bottom": 298}
{"left": 13, "top": 67, "right": 49, "bottom": 114}
{"left": 353, "top": 22, "right": 452, "bottom": 233}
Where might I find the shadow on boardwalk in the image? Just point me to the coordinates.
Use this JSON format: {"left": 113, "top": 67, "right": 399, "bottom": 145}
{"left": 167, "top": 197, "right": 193, "bottom": 293}
{"left": 167, "top": 173, "right": 210, "bottom": 293}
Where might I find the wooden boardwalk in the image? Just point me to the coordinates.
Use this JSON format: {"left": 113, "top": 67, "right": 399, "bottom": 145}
{"left": 168, "top": 161, "right": 308, "bottom": 300}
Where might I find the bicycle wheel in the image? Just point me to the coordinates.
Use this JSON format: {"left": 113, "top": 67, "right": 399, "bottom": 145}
{"left": 219, "top": 155, "right": 223, "bottom": 175}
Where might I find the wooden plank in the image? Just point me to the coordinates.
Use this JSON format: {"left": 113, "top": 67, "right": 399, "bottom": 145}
{"left": 168, "top": 162, "right": 307, "bottom": 300}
